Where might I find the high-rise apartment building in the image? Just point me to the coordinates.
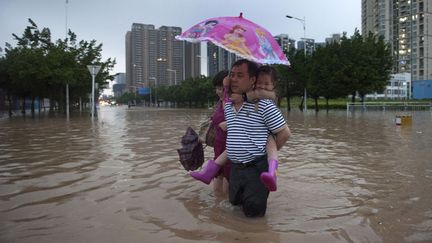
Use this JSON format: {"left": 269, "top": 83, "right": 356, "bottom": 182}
{"left": 325, "top": 34, "right": 342, "bottom": 44}
{"left": 184, "top": 42, "right": 201, "bottom": 80}
{"left": 125, "top": 23, "right": 200, "bottom": 90}
{"left": 207, "top": 43, "right": 238, "bottom": 77}
{"left": 362, "top": 0, "right": 432, "bottom": 81}
{"left": 113, "top": 73, "right": 127, "bottom": 97}
{"left": 297, "top": 38, "right": 316, "bottom": 55}
{"left": 274, "top": 34, "right": 296, "bottom": 54}
{"left": 157, "top": 26, "right": 182, "bottom": 86}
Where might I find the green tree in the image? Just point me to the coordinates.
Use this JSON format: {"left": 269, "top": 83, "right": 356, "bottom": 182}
{"left": 340, "top": 30, "right": 392, "bottom": 103}
{"left": 276, "top": 29, "right": 393, "bottom": 112}
{"left": 308, "top": 41, "right": 350, "bottom": 111}
{"left": 280, "top": 49, "right": 309, "bottom": 111}
{"left": 0, "top": 19, "right": 116, "bottom": 116}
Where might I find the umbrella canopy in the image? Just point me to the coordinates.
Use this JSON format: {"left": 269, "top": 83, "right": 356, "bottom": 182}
{"left": 176, "top": 13, "right": 290, "bottom": 66}
{"left": 177, "top": 127, "right": 204, "bottom": 171}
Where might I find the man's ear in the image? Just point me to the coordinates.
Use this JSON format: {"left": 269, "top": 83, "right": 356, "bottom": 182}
{"left": 250, "top": 76, "right": 256, "bottom": 89}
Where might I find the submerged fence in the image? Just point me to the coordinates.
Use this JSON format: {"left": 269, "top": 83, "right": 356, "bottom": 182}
{"left": 346, "top": 102, "right": 432, "bottom": 112}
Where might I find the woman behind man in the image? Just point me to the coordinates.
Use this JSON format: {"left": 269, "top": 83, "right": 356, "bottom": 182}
{"left": 200, "top": 70, "right": 231, "bottom": 194}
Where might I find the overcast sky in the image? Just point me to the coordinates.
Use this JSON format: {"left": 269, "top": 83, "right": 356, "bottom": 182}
{"left": 1, "top": 0, "right": 361, "bottom": 75}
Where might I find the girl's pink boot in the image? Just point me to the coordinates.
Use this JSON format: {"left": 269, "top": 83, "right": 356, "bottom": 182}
{"left": 260, "top": 159, "right": 278, "bottom": 191}
{"left": 190, "top": 160, "right": 221, "bottom": 184}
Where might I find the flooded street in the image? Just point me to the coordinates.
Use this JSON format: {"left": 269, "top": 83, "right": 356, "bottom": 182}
{"left": 1, "top": 106, "right": 431, "bottom": 242}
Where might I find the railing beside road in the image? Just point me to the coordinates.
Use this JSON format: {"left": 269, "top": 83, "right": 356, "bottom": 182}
{"left": 346, "top": 101, "right": 432, "bottom": 112}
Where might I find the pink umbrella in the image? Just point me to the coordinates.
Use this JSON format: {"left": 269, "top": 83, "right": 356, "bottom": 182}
{"left": 176, "top": 13, "right": 290, "bottom": 66}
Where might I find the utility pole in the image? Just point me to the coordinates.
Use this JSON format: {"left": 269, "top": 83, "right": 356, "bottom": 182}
{"left": 87, "top": 65, "right": 101, "bottom": 121}
{"left": 286, "top": 15, "right": 307, "bottom": 112}
{"left": 65, "top": 0, "right": 70, "bottom": 119}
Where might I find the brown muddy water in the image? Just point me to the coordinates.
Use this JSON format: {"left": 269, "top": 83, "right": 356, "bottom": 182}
{"left": 1, "top": 106, "right": 431, "bottom": 243}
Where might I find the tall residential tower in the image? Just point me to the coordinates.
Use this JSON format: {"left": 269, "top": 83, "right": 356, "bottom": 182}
{"left": 207, "top": 43, "right": 238, "bottom": 77}
{"left": 125, "top": 23, "right": 200, "bottom": 91}
{"left": 274, "top": 34, "right": 296, "bottom": 54}
{"left": 362, "top": 0, "right": 432, "bottom": 81}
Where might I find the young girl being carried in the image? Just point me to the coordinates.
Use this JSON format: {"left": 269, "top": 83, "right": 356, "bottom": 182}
{"left": 190, "top": 65, "right": 281, "bottom": 191}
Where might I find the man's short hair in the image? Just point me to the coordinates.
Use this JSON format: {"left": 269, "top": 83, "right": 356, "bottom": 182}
{"left": 231, "top": 59, "right": 259, "bottom": 78}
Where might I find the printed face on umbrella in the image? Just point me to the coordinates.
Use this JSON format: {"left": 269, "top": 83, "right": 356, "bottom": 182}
{"left": 229, "top": 63, "right": 256, "bottom": 94}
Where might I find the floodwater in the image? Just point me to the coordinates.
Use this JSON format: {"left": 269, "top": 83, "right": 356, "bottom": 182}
{"left": 1, "top": 106, "right": 431, "bottom": 243}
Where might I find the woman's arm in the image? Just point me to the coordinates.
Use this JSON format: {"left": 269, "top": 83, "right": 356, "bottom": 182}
{"left": 218, "top": 121, "right": 227, "bottom": 131}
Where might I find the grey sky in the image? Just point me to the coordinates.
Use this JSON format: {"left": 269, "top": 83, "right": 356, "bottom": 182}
{"left": 1, "top": 0, "right": 361, "bottom": 75}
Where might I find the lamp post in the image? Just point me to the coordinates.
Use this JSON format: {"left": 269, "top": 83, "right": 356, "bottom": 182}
{"left": 286, "top": 14, "right": 307, "bottom": 112}
{"left": 65, "top": 0, "right": 69, "bottom": 119}
{"left": 87, "top": 65, "right": 101, "bottom": 121}
{"left": 149, "top": 77, "right": 157, "bottom": 106}
{"left": 410, "top": 0, "right": 414, "bottom": 99}
{"left": 167, "top": 69, "right": 177, "bottom": 85}
{"left": 407, "top": 79, "right": 411, "bottom": 100}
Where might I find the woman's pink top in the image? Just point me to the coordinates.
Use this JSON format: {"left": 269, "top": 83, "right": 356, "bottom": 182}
{"left": 211, "top": 100, "right": 226, "bottom": 158}
{"left": 211, "top": 100, "right": 231, "bottom": 180}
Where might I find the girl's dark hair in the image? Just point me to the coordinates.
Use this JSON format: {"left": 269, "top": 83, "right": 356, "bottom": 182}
{"left": 213, "top": 70, "right": 228, "bottom": 87}
{"left": 257, "top": 65, "right": 278, "bottom": 86}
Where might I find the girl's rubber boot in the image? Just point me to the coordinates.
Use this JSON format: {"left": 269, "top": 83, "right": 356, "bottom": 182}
{"left": 260, "top": 159, "right": 278, "bottom": 191}
{"left": 190, "top": 160, "right": 221, "bottom": 184}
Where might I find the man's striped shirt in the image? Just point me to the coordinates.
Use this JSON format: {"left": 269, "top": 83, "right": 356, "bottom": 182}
{"left": 224, "top": 99, "right": 286, "bottom": 164}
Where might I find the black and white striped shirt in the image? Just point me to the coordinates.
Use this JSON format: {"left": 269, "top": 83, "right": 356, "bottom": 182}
{"left": 224, "top": 99, "right": 286, "bottom": 164}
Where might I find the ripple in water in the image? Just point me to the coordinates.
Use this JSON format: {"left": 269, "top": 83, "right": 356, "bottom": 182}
{"left": 1, "top": 107, "right": 431, "bottom": 242}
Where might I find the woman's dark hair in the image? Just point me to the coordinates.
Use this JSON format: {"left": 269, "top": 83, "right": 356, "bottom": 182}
{"left": 257, "top": 65, "right": 278, "bottom": 86}
{"left": 213, "top": 70, "right": 228, "bottom": 87}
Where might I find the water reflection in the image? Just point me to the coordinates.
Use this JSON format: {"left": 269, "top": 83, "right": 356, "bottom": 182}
{"left": 1, "top": 106, "right": 431, "bottom": 242}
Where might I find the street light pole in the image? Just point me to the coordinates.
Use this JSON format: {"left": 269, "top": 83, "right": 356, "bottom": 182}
{"left": 87, "top": 65, "right": 101, "bottom": 121}
{"left": 410, "top": 0, "right": 414, "bottom": 99}
{"left": 286, "top": 14, "right": 307, "bottom": 112}
{"left": 65, "top": 0, "right": 70, "bottom": 119}
{"left": 167, "top": 69, "right": 177, "bottom": 85}
{"left": 149, "top": 77, "right": 157, "bottom": 106}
